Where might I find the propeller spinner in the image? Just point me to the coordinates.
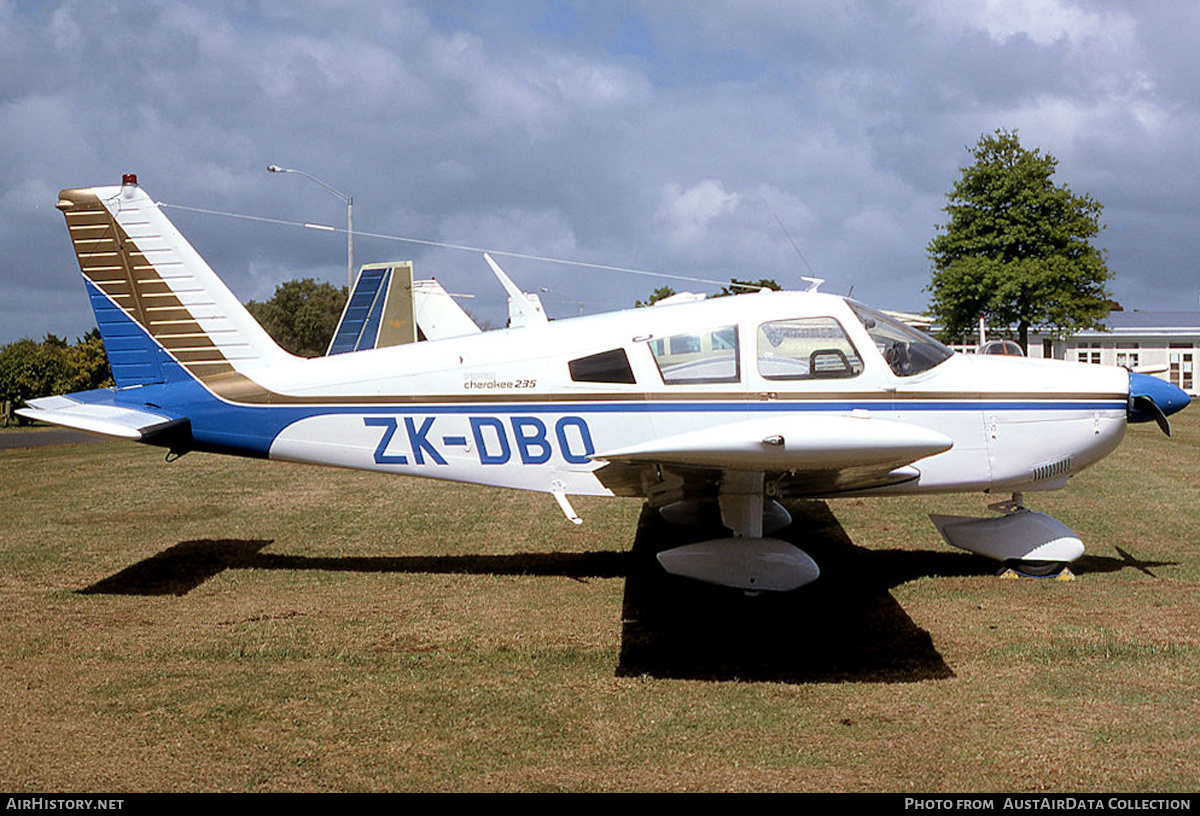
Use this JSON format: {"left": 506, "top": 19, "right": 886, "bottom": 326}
{"left": 1128, "top": 372, "right": 1191, "bottom": 436}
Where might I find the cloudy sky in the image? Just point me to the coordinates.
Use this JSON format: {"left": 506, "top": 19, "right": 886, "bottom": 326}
{"left": 2, "top": 0, "right": 1198, "bottom": 342}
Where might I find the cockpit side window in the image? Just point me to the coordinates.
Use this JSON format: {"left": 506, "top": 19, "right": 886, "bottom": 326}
{"left": 848, "top": 302, "right": 953, "bottom": 377}
{"left": 649, "top": 326, "right": 740, "bottom": 384}
{"left": 757, "top": 317, "right": 864, "bottom": 380}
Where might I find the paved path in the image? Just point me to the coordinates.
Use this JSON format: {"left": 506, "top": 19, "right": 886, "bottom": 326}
{"left": 0, "top": 428, "right": 104, "bottom": 449}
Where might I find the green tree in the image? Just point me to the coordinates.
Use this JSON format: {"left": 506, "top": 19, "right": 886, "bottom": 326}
{"left": 63, "top": 329, "right": 114, "bottom": 393}
{"left": 635, "top": 286, "right": 677, "bottom": 308}
{"left": 0, "top": 338, "right": 71, "bottom": 409}
{"left": 715, "top": 278, "right": 781, "bottom": 297}
{"left": 636, "top": 278, "right": 782, "bottom": 308}
{"left": 0, "top": 331, "right": 113, "bottom": 418}
{"left": 926, "top": 129, "right": 1111, "bottom": 350}
{"left": 246, "top": 278, "right": 348, "bottom": 357}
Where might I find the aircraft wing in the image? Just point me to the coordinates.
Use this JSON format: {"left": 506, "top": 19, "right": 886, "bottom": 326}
{"left": 16, "top": 391, "right": 187, "bottom": 441}
{"left": 591, "top": 414, "right": 953, "bottom": 500}
{"left": 595, "top": 415, "right": 951, "bottom": 470}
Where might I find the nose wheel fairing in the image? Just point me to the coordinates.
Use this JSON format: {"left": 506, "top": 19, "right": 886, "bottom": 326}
{"left": 930, "top": 494, "right": 1083, "bottom": 572}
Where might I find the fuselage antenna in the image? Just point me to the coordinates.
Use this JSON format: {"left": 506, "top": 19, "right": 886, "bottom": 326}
{"left": 773, "top": 213, "right": 823, "bottom": 292}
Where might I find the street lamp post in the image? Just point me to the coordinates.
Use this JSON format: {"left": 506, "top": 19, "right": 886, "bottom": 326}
{"left": 540, "top": 286, "right": 584, "bottom": 317}
{"left": 267, "top": 164, "right": 354, "bottom": 289}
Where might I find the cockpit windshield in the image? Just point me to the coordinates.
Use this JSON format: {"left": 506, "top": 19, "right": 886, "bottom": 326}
{"left": 848, "top": 302, "right": 953, "bottom": 377}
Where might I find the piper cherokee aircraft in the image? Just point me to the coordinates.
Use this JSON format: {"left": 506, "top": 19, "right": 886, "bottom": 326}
{"left": 20, "top": 177, "right": 1191, "bottom": 591}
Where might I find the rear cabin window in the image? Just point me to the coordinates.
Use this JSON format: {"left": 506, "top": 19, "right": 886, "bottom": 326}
{"left": 649, "top": 326, "right": 740, "bottom": 384}
{"left": 757, "top": 317, "right": 864, "bottom": 380}
{"left": 568, "top": 348, "right": 636, "bottom": 384}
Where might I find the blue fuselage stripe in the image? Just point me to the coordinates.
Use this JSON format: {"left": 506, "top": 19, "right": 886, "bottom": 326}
{"left": 164, "top": 388, "right": 1126, "bottom": 455}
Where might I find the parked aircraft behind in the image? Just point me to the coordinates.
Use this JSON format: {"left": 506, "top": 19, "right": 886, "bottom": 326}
{"left": 20, "top": 178, "right": 1191, "bottom": 591}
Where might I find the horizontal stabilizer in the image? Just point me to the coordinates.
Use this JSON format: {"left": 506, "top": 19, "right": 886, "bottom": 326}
{"left": 594, "top": 414, "right": 952, "bottom": 471}
{"left": 17, "top": 393, "right": 185, "bottom": 441}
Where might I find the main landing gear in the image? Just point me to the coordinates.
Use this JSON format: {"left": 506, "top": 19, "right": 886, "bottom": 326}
{"left": 653, "top": 487, "right": 1085, "bottom": 591}
{"left": 653, "top": 472, "right": 820, "bottom": 592}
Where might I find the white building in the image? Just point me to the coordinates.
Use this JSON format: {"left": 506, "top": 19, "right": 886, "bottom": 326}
{"left": 1027, "top": 312, "right": 1198, "bottom": 396}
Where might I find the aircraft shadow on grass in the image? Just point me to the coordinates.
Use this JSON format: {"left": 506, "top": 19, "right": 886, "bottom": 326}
{"left": 75, "top": 501, "right": 1175, "bottom": 685}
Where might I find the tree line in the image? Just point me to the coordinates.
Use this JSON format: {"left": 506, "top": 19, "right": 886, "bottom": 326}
{"left": 0, "top": 280, "right": 349, "bottom": 423}
{"left": 0, "top": 330, "right": 112, "bottom": 422}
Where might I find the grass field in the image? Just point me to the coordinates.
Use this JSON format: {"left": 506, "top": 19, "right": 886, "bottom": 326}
{"left": 1, "top": 411, "right": 1197, "bottom": 792}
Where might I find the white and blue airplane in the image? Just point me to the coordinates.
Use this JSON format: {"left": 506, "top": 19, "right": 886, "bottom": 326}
{"left": 20, "top": 177, "right": 1191, "bottom": 591}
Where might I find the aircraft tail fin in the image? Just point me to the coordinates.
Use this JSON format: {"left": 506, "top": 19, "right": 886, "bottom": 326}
{"left": 328, "top": 262, "right": 417, "bottom": 355}
{"left": 327, "top": 263, "right": 483, "bottom": 354}
{"left": 56, "top": 176, "right": 291, "bottom": 389}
